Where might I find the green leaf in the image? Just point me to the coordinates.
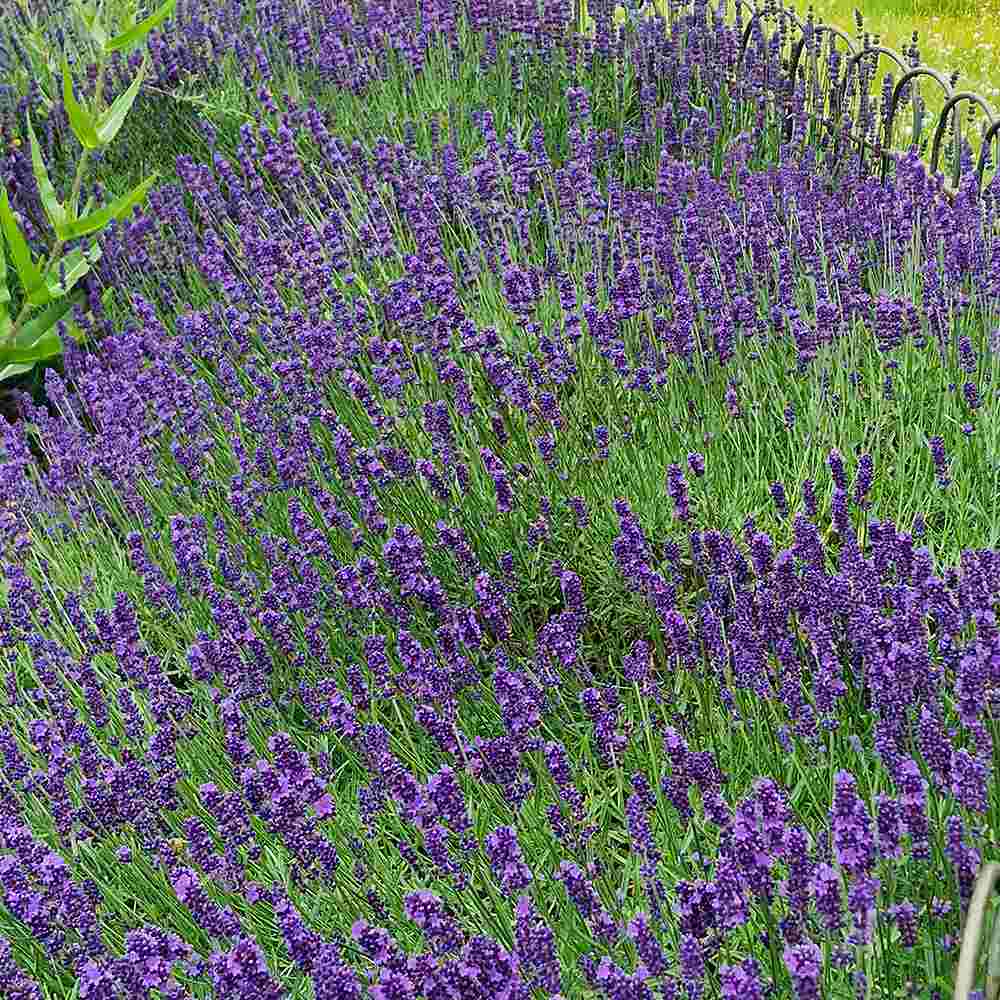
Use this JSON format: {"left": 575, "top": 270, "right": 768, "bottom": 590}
{"left": 104, "top": 0, "right": 176, "bottom": 54}
{"left": 25, "top": 112, "right": 67, "bottom": 230}
{"left": 0, "top": 226, "right": 10, "bottom": 313}
{"left": 44, "top": 243, "right": 101, "bottom": 297}
{"left": 0, "top": 328, "right": 62, "bottom": 363}
{"left": 95, "top": 56, "right": 148, "bottom": 146}
{"left": 0, "top": 188, "right": 51, "bottom": 306}
{"left": 88, "top": 20, "right": 109, "bottom": 48}
{"left": 4, "top": 290, "right": 86, "bottom": 363}
{"left": 61, "top": 56, "right": 101, "bottom": 150}
{"left": 73, "top": 0, "right": 108, "bottom": 47}
{"left": 58, "top": 173, "right": 157, "bottom": 240}
{"left": 0, "top": 363, "right": 36, "bottom": 382}
{"left": 119, "top": 0, "right": 140, "bottom": 29}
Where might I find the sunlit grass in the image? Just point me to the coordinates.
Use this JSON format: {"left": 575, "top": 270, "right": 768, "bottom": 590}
{"left": 789, "top": 0, "right": 1000, "bottom": 112}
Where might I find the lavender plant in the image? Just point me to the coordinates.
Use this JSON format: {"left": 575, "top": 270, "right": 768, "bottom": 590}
{"left": 0, "top": 0, "right": 997, "bottom": 999}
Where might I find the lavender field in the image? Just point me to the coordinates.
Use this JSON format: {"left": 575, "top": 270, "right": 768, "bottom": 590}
{"left": 0, "top": 0, "right": 998, "bottom": 997}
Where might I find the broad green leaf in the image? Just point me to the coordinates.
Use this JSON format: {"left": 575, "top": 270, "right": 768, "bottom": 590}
{"left": 0, "top": 328, "right": 62, "bottom": 363}
{"left": 77, "top": 194, "right": 96, "bottom": 220}
{"left": 0, "top": 188, "right": 51, "bottom": 306}
{"left": 104, "top": 0, "right": 176, "bottom": 54}
{"left": 5, "top": 290, "right": 85, "bottom": 360}
{"left": 25, "top": 113, "right": 67, "bottom": 230}
{"left": 44, "top": 243, "right": 101, "bottom": 297}
{"left": 0, "top": 363, "right": 36, "bottom": 382}
{"left": 0, "top": 227, "right": 10, "bottom": 312}
{"left": 95, "top": 56, "right": 148, "bottom": 146}
{"left": 119, "top": 0, "right": 140, "bottom": 29}
{"left": 62, "top": 56, "right": 101, "bottom": 149}
{"left": 58, "top": 173, "right": 157, "bottom": 240}
{"left": 0, "top": 233, "right": 9, "bottom": 343}
{"left": 73, "top": 0, "right": 108, "bottom": 47}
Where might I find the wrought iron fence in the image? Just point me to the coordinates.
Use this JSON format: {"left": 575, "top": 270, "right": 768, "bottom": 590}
{"left": 576, "top": 0, "right": 1000, "bottom": 199}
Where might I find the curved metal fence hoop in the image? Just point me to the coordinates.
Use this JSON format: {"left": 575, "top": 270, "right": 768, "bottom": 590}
{"left": 883, "top": 65, "right": 955, "bottom": 164}
{"left": 955, "top": 863, "right": 1000, "bottom": 999}
{"left": 783, "top": 21, "right": 859, "bottom": 160}
{"left": 736, "top": 3, "right": 804, "bottom": 71}
{"left": 978, "top": 118, "right": 1000, "bottom": 192}
{"left": 823, "top": 43, "right": 901, "bottom": 177}
{"left": 841, "top": 42, "right": 912, "bottom": 107}
{"left": 787, "top": 19, "right": 858, "bottom": 90}
{"left": 930, "top": 91, "right": 999, "bottom": 178}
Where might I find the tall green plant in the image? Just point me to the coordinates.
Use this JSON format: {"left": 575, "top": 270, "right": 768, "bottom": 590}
{"left": 0, "top": 0, "right": 176, "bottom": 383}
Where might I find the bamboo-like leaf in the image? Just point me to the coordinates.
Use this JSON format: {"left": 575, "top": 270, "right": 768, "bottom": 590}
{"left": 0, "top": 328, "right": 62, "bottom": 363}
{"left": 74, "top": 0, "right": 108, "bottom": 47}
{"left": 25, "top": 112, "right": 67, "bottom": 230}
{"left": 104, "top": 0, "right": 176, "bottom": 54}
{"left": 5, "top": 290, "right": 85, "bottom": 360}
{"left": 0, "top": 188, "right": 51, "bottom": 306}
{"left": 0, "top": 363, "right": 36, "bottom": 382}
{"left": 0, "top": 227, "right": 10, "bottom": 313}
{"left": 95, "top": 56, "right": 148, "bottom": 146}
{"left": 76, "top": 194, "right": 96, "bottom": 221}
{"left": 44, "top": 243, "right": 101, "bottom": 297}
{"left": 62, "top": 56, "right": 101, "bottom": 149}
{"left": 58, "top": 173, "right": 157, "bottom": 240}
{"left": 0, "top": 234, "right": 9, "bottom": 347}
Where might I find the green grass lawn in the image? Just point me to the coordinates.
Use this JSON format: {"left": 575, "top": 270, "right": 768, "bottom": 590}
{"left": 786, "top": 0, "right": 1000, "bottom": 116}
